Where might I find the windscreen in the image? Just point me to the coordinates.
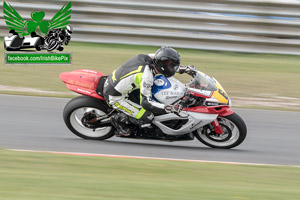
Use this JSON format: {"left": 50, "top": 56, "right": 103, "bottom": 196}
{"left": 187, "top": 72, "right": 217, "bottom": 92}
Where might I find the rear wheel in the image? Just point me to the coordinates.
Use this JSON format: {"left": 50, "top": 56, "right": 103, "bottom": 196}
{"left": 194, "top": 113, "right": 247, "bottom": 149}
{"left": 63, "top": 96, "right": 115, "bottom": 140}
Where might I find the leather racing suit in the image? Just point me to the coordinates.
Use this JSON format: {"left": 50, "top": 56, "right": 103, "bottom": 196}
{"left": 103, "top": 54, "right": 166, "bottom": 122}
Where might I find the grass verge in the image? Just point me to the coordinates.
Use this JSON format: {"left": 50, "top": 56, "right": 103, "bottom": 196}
{"left": 1, "top": 40, "right": 300, "bottom": 97}
{"left": 0, "top": 149, "right": 300, "bottom": 200}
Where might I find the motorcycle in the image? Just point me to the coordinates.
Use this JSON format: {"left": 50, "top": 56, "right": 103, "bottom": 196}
{"left": 4, "top": 30, "right": 42, "bottom": 51}
{"left": 43, "top": 26, "right": 72, "bottom": 52}
{"left": 60, "top": 68, "right": 247, "bottom": 149}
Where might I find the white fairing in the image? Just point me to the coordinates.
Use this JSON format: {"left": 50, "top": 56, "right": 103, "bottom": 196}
{"left": 4, "top": 35, "right": 39, "bottom": 48}
{"left": 151, "top": 73, "right": 219, "bottom": 136}
{"left": 153, "top": 76, "right": 185, "bottom": 105}
{"left": 23, "top": 37, "right": 39, "bottom": 46}
{"left": 4, "top": 35, "right": 17, "bottom": 47}
{"left": 153, "top": 111, "right": 217, "bottom": 135}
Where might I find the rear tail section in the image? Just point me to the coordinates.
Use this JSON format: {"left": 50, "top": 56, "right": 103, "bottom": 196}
{"left": 59, "top": 69, "right": 106, "bottom": 100}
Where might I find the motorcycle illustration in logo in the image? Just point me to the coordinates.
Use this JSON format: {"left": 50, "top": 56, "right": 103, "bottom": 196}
{"left": 3, "top": 1, "right": 73, "bottom": 52}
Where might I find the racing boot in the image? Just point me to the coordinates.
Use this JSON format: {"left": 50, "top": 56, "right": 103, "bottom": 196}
{"left": 110, "top": 112, "right": 131, "bottom": 136}
{"left": 128, "top": 111, "right": 154, "bottom": 129}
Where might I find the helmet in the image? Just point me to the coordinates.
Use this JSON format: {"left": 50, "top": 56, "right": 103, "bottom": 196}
{"left": 153, "top": 46, "right": 181, "bottom": 77}
{"left": 65, "top": 25, "right": 73, "bottom": 34}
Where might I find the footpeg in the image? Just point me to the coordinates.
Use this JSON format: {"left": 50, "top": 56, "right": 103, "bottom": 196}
{"left": 140, "top": 123, "right": 152, "bottom": 128}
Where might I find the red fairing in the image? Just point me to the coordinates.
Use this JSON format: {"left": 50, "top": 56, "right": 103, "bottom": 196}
{"left": 183, "top": 105, "right": 234, "bottom": 117}
{"left": 59, "top": 69, "right": 106, "bottom": 100}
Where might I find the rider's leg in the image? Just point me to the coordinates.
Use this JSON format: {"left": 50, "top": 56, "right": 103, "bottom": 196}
{"left": 103, "top": 82, "right": 154, "bottom": 136}
{"left": 109, "top": 96, "right": 154, "bottom": 135}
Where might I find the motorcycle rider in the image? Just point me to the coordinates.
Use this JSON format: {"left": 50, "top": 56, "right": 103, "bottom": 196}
{"left": 43, "top": 25, "right": 73, "bottom": 51}
{"left": 103, "top": 46, "right": 195, "bottom": 136}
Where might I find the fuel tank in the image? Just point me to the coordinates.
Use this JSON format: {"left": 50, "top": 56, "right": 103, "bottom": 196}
{"left": 152, "top": 75, "right": 185, "bottom": 104}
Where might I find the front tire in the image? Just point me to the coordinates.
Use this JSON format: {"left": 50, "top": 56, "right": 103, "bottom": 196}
{"left": 47, "top": 40, "right": 59, "bottom": 51}
{"left": 63, "top": 96, "right": 115, "bottom": 140}
{"left": 194, "top": 113, "right": 247, "bottom": 149}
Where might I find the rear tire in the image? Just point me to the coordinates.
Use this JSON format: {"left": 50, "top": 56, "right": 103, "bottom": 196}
{"left": 194, "top": 113, "right": 247, "bottom": 149}
{"left": 63, "top": 96, "right": 115, "bottom": 140}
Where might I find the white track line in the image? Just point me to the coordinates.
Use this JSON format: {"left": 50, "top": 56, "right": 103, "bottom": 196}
{"left": 9, "top": 149, "right": 300, "bottom": 168}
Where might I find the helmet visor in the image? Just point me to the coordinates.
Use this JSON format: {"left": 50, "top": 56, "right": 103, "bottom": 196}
{"left": 163, "top": 60, "right": 180, "bottom": 77}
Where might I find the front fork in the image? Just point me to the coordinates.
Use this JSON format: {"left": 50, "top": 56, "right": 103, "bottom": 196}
{"left": 212, "top": 119, "right": 223, "bottom": 134}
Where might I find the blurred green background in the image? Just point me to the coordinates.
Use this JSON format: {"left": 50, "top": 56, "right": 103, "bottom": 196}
{"left": 1, "top": 39, "right": 300, "bottom": 110}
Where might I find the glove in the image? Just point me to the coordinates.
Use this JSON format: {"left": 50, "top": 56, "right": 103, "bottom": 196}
{"left": 165, "top": 103, "right": 183, "bottom": 114}
{"left": 178, "top": 65, "right": 196, "bottom": 76}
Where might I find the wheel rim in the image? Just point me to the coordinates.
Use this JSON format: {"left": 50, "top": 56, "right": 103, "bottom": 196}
{"left": 197, "top": 117, "right": 240, "bottom": 147}
{"left": 70, "top": 107, "right": 112, "bottom": 138}
{"left": 47, "top": 40, "right": 58, "bottom": 51}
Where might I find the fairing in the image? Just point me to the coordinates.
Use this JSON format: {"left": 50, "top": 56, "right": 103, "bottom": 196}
{"left": 208, "top": 79, "right": 230, "bottom": 105}
{"left": 153, "top": 112, "right": 218, "bottom": 135}
{"left": 152, "top": 75, "right": 185, "bottom": 104}
{"left": 186, "top": 71, "right": 217, "bottom": 98}
{"left": 59, "top": 69, "right": 106, "bottom": 100}
{"left": 187, "top": 71, "right": 230, "bottom": 105}
{"left": 183, "top": 105, "right": 233, "bottom": 117}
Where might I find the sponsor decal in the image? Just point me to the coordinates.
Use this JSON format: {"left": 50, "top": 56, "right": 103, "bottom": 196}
{"left": 161, "top": 91, "right": 184, "bottom": 96}
{"left": 75, "top": 81, "right": 93, "bottom": 90}
{"left": 218, "top": 89, "right": 229, "bottom": 100}
{"left": 154, "top": 79, "right": 165, "bottom": 86}
{"left": 67, "top": 79, "right": 74, "bottom": 84}
{"left": 166, "top": 96, "right": 179, "bottom": 100}
{"left": 188, "top": 88, "right": 212, "bottom": 97}
{"left": 66, "top": 79, "right": 94, "bottom": 90}
{"left": 82, "top": 70, "right": 97, "bottom": 74}
{"left": 206, "top": 102, "right": 219, "bottom": 106}
{"left": 77, "top": 88, "right": 91, "bottom": 94}
{"left": 3, "top": 1, "right": 73, "bottom": 64}
{"left": 173, "top": 84, "right": 178, "bottom": 90}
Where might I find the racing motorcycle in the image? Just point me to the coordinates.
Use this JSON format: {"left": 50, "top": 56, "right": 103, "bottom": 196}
{"left": 60, "top": 68, "right": 247, "bottom": 149}
{"left": 43, "top": 26, "right": 72, "bottom": 52}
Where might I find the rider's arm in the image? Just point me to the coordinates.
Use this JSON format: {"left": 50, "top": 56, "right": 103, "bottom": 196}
{"left": 177, "top": 65, "right": 196, "bottom": 77}
{"left": 139, "top": 65, "right": 166, "bottom": 115}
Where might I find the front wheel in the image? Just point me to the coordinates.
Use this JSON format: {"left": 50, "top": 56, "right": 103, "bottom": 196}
{"left": 63, "top": 96, "right": 115, "bottom": 140}
{"left": 47, "top": 40, "right": 59, "bottom": 51}
{"left": 194, "top": 113, "right": 247, "bottom": 149}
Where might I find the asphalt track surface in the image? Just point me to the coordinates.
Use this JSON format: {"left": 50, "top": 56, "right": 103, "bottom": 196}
{"left": 0, "top": 94, "right": 299, "bottom": 166}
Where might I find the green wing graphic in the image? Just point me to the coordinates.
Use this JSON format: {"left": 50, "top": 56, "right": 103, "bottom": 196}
{"left": 3, "top": 1, "right": 27, "bottom": 36}
{"left": 49, "top": 1, "right": 72, "bottom": 30}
